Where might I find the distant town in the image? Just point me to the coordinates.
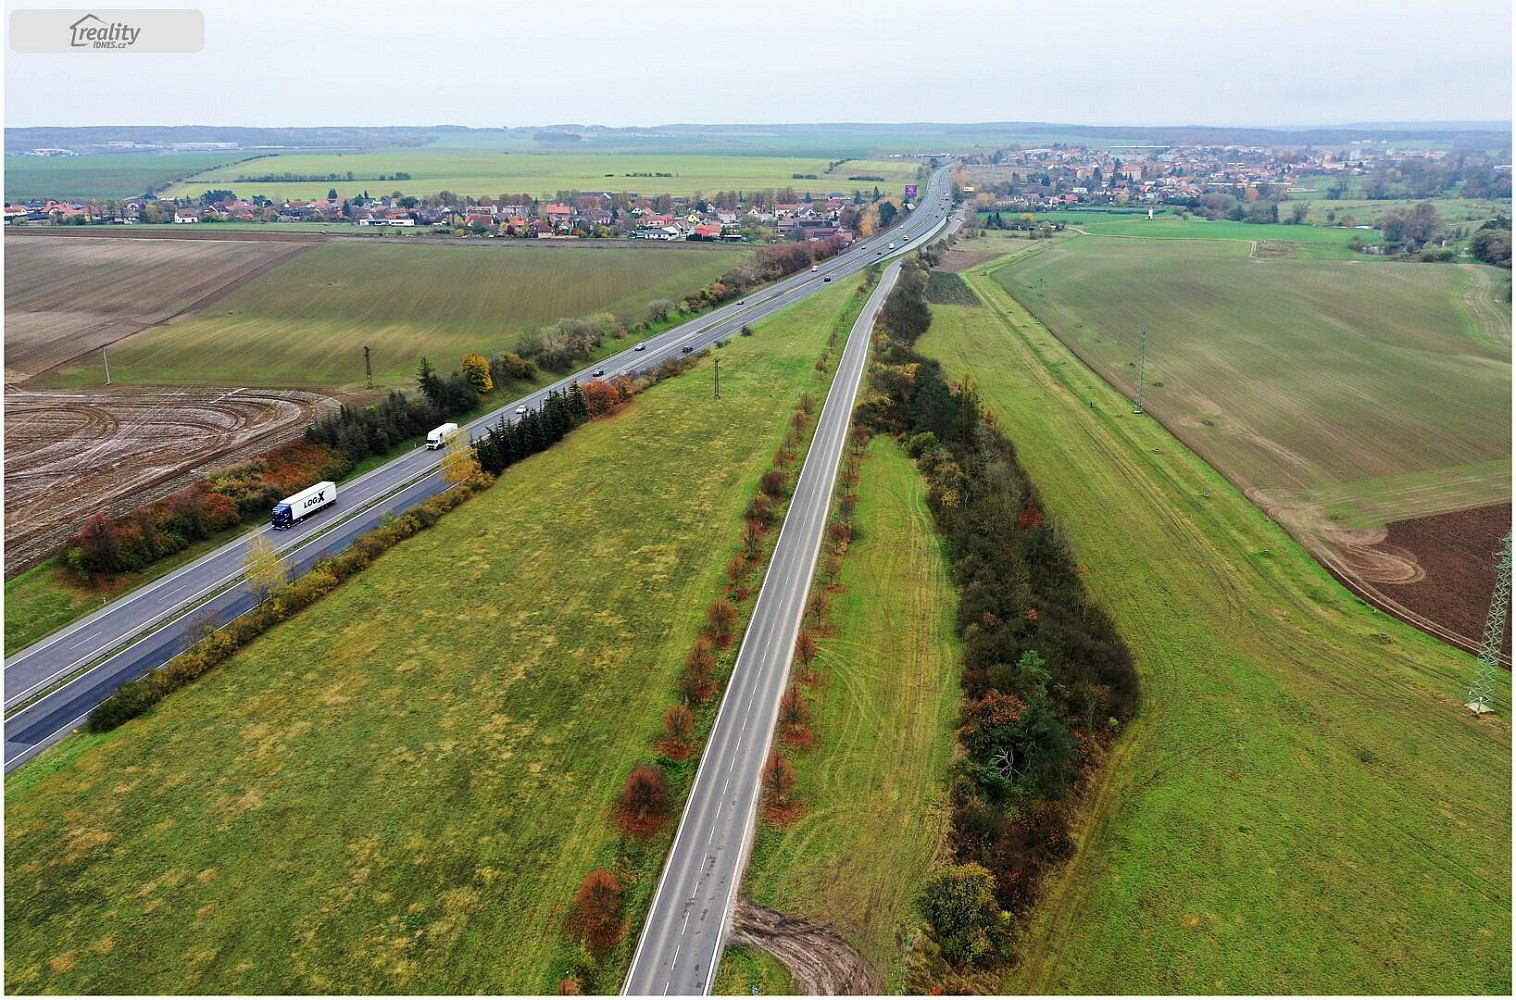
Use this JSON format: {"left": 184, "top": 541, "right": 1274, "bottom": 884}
{"left": 7, "top": 140, "right": 1509, "bottom": 254}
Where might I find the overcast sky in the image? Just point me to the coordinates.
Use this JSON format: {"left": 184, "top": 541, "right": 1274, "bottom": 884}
{"left": 5, "top": 0, "right": 1511, "bottom": 129}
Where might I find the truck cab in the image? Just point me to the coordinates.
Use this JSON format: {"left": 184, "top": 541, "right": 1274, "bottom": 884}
{"left": 426, "top": 422, "right": 460, "bottom": 450}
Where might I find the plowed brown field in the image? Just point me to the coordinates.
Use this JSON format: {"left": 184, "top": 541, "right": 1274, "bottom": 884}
{"left": 3, "top": 386, "right": 334, "bottom": 573}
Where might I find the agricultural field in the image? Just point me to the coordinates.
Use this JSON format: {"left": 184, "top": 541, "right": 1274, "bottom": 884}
{"left": 979, "top": 212, "right": 1380, "bottom": 257}
{"left": 987, "top": 233, "right": 1511, "bottom": 649}
{"left": 736, "top": 437, "right": 960, "bottom": 990}
{"left": 4, "top": 234, "right": 314, "bottom": 383}
{"left": 3, "top": 386, "right": 334, "bottom": 575}
{"left": 917, "top": 273, "right": 1510, "bottom": 994}
{"left": 3, "top": 277, "right": 864, "bottom": 995}
{"left": 39, "top": 241, "right": 745, "bottom": 392}
{"left": 162, "top": 151, "right": 924, "bottom": 201}
{"left": 3, "top": 151, "right": 254, "bottom": 200}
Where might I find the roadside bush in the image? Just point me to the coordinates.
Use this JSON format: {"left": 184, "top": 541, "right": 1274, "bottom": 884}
{"left": 617, "top": 764, "right": 671, "bottom": 838}
{"left": 918, "top": 863, "right": 1009, "bottom": 969}
{"left": 681, "top": 639, "right": 717, "bottom": 704}
{"left": 570, "top": 870, "right": 625, "bottom": 953}
{"left": 704, "top": 598, "right": 738, "bottom": 646}
{"left": 660, "top": 704, "right": 695, "bottom": 761}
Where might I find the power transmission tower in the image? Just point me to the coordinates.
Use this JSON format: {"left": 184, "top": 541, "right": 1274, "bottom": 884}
{"left": 1466, "top": 531, "right": 1511, "bottom": 715}
{"left": 102, "top": 347, "right": 111, "bottom": 385}
{"left": 1133, "top": 328, "right": 1148, "bottom": 414}
{"left": 713, "top": 357, "right": 721, "bottom": 399}
{"left": 364, "top": 345, "right": 374, "bottom": 389}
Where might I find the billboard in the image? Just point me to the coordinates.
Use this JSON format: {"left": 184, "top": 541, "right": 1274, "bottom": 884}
{"left": 904, "top": 184, "right": 918, "bottom": 198}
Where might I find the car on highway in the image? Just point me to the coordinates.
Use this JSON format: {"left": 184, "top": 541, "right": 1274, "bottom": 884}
{"left": 681, "top": 345, "right": 694, "bottom": 353}
{"left": 810, "top": 265, "right": 818, "bottom": 272}
{"left": 823, "top": 276, "right": 831, "bottom": 282}
{"left": 592, "top": 368, "right": 605, "bottom": 377}
{"left": 635, "top": 342, "right": 646, "bottom": 351}
{"left": 515, "top": 404, "right": 529, "bottom": 415}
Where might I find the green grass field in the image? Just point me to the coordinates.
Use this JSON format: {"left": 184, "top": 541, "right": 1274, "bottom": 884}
{"left": 4, "top": 561, "right": 108, "bottom": 654}
{"left": 40, "top": 242, "right": 744, "bottom": 391}
{"left": 915, "top": 273, "right": 1510, "bottom": 993}
{"left": 3, "top": 276, "right": 866, "bottom": 994}
{"left": 737, "top": 436, "right": 960, "bottom": 990}
{"left": 4, "top": 152, "right": 255, "bottom": 200}
{"left": 161, "top": 151, "right": 923, "bottom": 201}
{"left": 987, "top": 234, "right": 1511, "bottom": 533}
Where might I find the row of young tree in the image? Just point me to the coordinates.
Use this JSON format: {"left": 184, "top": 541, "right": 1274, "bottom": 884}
{"left": 557, "top": 353, "right": 851, "bottom": 992}
{"left": 859, "top": 253, "right": 1138, "bottom": 986}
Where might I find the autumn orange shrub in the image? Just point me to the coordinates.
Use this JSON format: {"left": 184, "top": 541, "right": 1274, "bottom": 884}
{"left": 617, "top": 764, "right": 671, "bottom": 838}
{"left": 570, "top": 870, "right": 624, "bottom": 953}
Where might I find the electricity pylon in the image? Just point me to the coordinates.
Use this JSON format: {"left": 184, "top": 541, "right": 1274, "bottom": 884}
{"left": 1467, "top": 532, "right": 1511, "bottom": 715}
{"left": 1133, "top": 328, "right": 1148, "bottom": 414}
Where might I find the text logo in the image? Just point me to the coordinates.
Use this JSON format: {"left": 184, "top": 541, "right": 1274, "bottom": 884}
{"left": 69, "top": 13, "right": 139, "bottom": 48}
{"left": 10, "top": 9, "right": 204, "bottom": 52}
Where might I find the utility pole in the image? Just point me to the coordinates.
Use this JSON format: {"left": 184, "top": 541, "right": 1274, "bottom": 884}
{"left": 713, "top": 357, "right": 721, "bottom": 399}
{"left": 1466, "top": 532, "right": 1511, "bottom": 715}
{"left": 364, "top": 346, "right": 374, "bottom": 389}
{"left": 1133, "top": 328, "right": 1148, "bottom": 415}
{"left": 102, "top": 347, "right": 111, "bottom": 385}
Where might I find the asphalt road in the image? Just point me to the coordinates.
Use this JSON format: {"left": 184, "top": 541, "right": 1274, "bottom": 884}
{"left": 621, "top": 250, "right": 932, "bottom": 991}
{"left": 3, "top": 167, "right": 954, "bottom": 773}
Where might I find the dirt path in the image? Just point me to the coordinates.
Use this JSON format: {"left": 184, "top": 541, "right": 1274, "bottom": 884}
{"left": 728, "top": 898, "right": 881, "bottom": 996}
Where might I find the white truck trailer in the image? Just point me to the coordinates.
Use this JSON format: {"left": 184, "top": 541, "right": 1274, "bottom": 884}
{"left": 426, "top": 422, "right": 460, "bottom": 450}
{"left": 271, "top": 481, "right": 337, "bottom": 530}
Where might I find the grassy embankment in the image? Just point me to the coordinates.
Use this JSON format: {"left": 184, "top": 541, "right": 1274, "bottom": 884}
{"left": 41, "top": 241, "right": 745, "bottom": 392}
{"left": 915, "top": 269, "right": 1511, "bottom": 994}
{"left": 3, "top": 275, "right": 868, "bottom": 994}
{"left": 728, "top": 437, "right": 961, "bottom": 991}
{"left": 162, "top": 151, "right": 922, "bottom": 201}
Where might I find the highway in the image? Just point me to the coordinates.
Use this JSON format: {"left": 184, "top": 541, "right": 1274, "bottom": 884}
{"left": 3, "top": 166, "right": 953, "bottom": 773}
{"left": 621, "top": 246, "right": 931, "bottom": 992}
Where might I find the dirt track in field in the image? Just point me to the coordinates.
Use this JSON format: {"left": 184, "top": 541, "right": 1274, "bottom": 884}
{"left": 3, "top": 386, "right": 336, "bottom": 574}
{"left": 728, "top": 898, "right": 881, "bottom": 995}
